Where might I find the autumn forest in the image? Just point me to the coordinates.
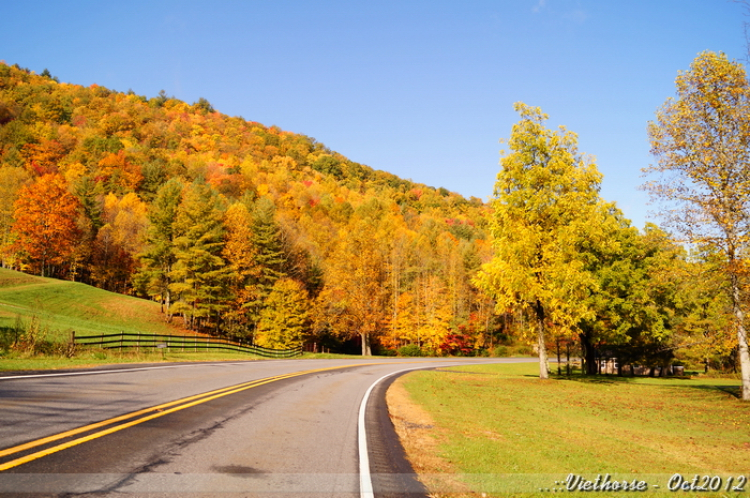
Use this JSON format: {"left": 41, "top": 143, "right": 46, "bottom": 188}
{"left": 0, "top": 58, "right": 746, "bottom": 383}
{"left": 0, "top": 62, "right": 496, "bottom": 356}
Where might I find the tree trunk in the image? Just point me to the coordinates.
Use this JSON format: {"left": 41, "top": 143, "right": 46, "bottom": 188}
{"left": 579, "top": 329, "right": 598, "bottom": 375}
{"left": 361, "top": 331, "right": 372, "bottom": 356}
{"left": 166, "top": 291, "right": 172, "bottom": 321}
{"left": 535, "top": 301, "right": 549, "bottom": 380}
{"left": 731, "top": 272, "right": 750, "bottom": 401}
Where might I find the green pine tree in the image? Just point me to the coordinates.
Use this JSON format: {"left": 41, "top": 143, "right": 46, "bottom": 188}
{"left": 251, "top": 196, "right": 288, "bottom": 293}
{"left": 135, "top": 178, "right": 183, "bottom": 318}
{"left": 169, "top": 181, "right": 230, "bottom": 330}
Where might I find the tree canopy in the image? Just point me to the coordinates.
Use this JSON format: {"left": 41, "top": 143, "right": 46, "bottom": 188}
{"left": 645, "top": 51, "right": 750, "bottom": 399}
{"left": 476, "top": 103, "right": 605, "bottom": 378}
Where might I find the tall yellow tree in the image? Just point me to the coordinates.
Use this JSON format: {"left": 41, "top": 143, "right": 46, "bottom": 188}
{"left": 93, "top": 192, "right": 149, "bottom": 292}
{"left": 391, "top": 291, "right": 420, "bottom": 347}
{"left": 318, "top": 219, "right": 390, "bottom": 356}
{"left": 255, "top": 278, "right": 311, "bottom": 349}
{"left": 222, "top": 202, "right": 262, "bottom": 339}
{"left": 645, "top": 51, "right": 750, "bottom": 400}
{"left": 475, "top": 103, "right": 604, "bottom": 379}
{"left": 418, "top": 274, "right": 453, "bottom": 350}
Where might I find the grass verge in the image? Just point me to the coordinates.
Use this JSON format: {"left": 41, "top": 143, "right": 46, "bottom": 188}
{"left": 390, "top": 362, "right": 749, "bottom": 497}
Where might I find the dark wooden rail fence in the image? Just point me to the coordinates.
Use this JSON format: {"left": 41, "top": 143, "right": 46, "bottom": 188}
{"left": 71, "top": 331, "right": 302, "bottom": 359}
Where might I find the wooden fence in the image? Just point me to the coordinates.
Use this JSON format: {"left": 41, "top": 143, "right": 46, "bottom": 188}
{"left": 71, "top": 331, "right": 302, "bottom": 359}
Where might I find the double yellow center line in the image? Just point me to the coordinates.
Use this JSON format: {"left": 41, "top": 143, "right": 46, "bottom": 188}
{"left": 0, "top": 363, "right": 372, "bottom": 472}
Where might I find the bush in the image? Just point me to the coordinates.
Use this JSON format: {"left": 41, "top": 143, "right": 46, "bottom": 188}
{"left": 492, "top": 345, "right": 510, "bottom": 357}
{"left": 2, "top": 315, "right": 76, "bottom": 357}
{"left": 397, "top": 344, "right": 421, "bottom": 357}
{"left": 512, "top": 344, "right": 535, "bottom": 356}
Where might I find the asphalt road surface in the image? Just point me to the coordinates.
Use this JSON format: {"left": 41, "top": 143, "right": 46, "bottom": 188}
{"left": 0, "top": 357, "right": 531, "bottom": 497}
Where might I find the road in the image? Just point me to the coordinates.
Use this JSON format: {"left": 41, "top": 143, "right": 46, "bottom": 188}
{"left": 0, "top": 358, "right": 530, "bottom": 497}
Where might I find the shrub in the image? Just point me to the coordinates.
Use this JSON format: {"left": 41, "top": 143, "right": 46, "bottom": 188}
{"left": 397, "top": 344, "right": 421, "bottom": 357}
{"left": 512, "top": 344, "right": 535, "bottom": 356}
{"left": 492, "top": 345, "right": 510, "bottom": 357}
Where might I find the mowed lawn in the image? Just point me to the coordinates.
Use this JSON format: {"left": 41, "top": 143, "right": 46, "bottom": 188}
{"left": 395, "top": 362, "right": 749, "bottom": 497}
{"left": 0, "top": 267, "right": 187, "bottom": 341}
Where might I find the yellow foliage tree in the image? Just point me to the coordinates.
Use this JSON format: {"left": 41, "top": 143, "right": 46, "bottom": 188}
{"left": 222, "top": 202, "right": 262, "bottom": 338}
{"left": 645, "top": 51, "right": 750, "bottom": 399}
{"left": 476, "top": 103, "right": 604, "bottom": 379}
{"left": 418, "top": 275, "right": 453, "bottom": 351}
{"left": 318, "top": 221, "right": 390, "bottom": 356}
{"left": 93, "top": 192, "right": 149, "bottom": 291}
{"left": 255, "top": 278, "right": 310, "bottom": 349}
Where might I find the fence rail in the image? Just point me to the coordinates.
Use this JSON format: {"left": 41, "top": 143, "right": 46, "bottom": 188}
{"left": 71, "top": 331, "right": 302, "bottom": 359}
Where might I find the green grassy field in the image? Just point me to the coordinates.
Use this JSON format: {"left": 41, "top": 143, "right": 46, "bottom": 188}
{"left": 397, "top": 362, "right": 749, "bottom": 497}
{"left": 0, "top": 267, "right": 188, "bottom": 343}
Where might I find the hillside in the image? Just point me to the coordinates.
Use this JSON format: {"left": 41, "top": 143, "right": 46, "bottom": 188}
{"left": 0, "top": 62, "right": 496, "bottom": 355}
{"left": 0, "top": 267, "right": 189, "bottom": 341}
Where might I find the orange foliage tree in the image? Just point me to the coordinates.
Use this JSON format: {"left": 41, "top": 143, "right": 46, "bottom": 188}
{"left": 12, "top": 174, "right": 82, "bottom": 277}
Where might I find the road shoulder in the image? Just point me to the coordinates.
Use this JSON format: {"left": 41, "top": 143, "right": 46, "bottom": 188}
{"left": 385, "top": 374, "right": 473, "bottom": 497}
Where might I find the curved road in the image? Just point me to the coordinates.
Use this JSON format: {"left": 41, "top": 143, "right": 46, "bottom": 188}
{"left": 0, "top": 358, "right": 530, "bottom": 497}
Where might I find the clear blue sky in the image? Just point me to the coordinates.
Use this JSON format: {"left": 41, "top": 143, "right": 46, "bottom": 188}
{"left": 2, "top": 0, "right": 745, "bottom": 229}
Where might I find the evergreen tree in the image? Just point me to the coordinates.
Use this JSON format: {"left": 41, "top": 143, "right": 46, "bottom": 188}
{"left": 251, "top": 196, "right": 287, "bottom": 292}
{"left": 135, "top": 178, "right": 183, "bottom": 317}
{"left": 242, "top": 197, "right": 288, "bottom": 333}
{"left": 169, "top": 181, "right": 230, "bottom": 331}
{"left": 577, "top": 209, "right": 683, "bottom": 374}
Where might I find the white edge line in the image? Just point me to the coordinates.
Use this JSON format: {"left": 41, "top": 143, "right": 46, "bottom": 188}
{"left": 358, "top": 366, "right": 427, "bottom": 498}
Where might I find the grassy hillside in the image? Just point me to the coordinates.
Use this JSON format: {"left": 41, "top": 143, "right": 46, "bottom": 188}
{"left": 0, "top": 267, "right": 188, "bottom": 342}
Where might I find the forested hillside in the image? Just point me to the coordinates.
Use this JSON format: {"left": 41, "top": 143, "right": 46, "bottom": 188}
{"left": 1, "top": 60, "right": 744, "bottom": 375}
{"left": 0, "top": 62, "right": 494, "bottom": 355}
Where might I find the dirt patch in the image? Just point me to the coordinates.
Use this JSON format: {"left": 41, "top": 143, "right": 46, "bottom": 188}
{"left": 386, "top": 376, "right": 474, "bottom": 497}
